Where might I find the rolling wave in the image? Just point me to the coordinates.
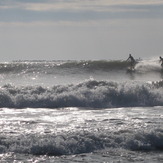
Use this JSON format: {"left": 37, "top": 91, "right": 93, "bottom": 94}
{"left": 0, "top": 127, "right": 162, "bottom": 155}
{"left": 0, "top": 60, "right": 162, "bottom": 74}
{"left": 0, "top": 80, "right": 163, "bottom": 108}
{"left": 0, "top": 60, "right": 128, "bottom": 74}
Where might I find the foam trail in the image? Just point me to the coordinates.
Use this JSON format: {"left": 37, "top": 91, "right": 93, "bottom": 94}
{"left": 135, "top": 59, "right": 162, "bottom": 72}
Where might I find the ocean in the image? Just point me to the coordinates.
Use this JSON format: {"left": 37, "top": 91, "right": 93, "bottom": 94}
{"left": 0, "top": 59, "right": 163, "bottom": 162}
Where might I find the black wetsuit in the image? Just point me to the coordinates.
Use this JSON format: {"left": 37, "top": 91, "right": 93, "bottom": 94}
{"left": 127, "top": 56, "right": 136, "bottom": 68}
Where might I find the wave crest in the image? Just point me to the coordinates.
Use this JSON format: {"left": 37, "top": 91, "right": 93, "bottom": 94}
{"left": 0, "top": 128, "right": 162, "bottom": 155}
{"left": 2, "top": 60, "right": 162, "bottom": 73}
{"left": 0, "top": 80, "right": 163, "bottom": 108}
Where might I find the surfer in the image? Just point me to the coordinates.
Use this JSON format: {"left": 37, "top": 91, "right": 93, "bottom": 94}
{"left": 127, "top": 54, "right": 136, "bottom": 69}
{"left": 159, "top": 56, "right": 163, "bottom": 68}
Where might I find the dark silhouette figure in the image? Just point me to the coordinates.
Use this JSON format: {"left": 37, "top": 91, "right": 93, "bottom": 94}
{"left": 159, "top": 56, "right": 163, "bottom": 68}
{"left": 127, "top": 54, "right": 136, "bottom": 69}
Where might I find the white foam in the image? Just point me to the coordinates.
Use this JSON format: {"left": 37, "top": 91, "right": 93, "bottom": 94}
{"left": 0, "top": 80, "right": 162, "bottom": 108}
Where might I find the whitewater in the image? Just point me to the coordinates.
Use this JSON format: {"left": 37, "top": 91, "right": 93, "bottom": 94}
{"left": 0, "top": 59, "right": 163, "bottom": 162}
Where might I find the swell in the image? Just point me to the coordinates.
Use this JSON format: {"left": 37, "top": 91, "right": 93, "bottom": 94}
{"left": 0, "top": 60, "right": 162, "bottom": 76}
{"left": 0, "top": 80, "right": 163, "bottom": 108}
{"left": 0, "top": 60, "right": 136, "bottom": 74}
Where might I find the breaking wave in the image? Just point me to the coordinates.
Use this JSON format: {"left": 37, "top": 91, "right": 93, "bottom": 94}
{"left": 0, "top": 127, "right": 162, "bottom": 155}
{"left": 0, "top": 80, "right": 163, "bottom": 108}
{"left": 0, "top": 59, "right": 162, "bottom": 74}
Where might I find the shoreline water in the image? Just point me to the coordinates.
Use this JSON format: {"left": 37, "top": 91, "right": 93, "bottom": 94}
{"left": 0, "top": 106, "right": 163, "bottom": 162}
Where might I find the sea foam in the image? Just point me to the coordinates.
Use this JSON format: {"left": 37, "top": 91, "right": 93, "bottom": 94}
{"left": 0, "top": 80, "right": 163, "bottom": 108}
{"left": 0, "top": 127, "right": 162, "bottom": 156}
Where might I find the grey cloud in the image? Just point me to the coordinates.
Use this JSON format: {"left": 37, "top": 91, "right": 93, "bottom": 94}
{"left": 0, "top": 2, "right": 163, "bottom": 23}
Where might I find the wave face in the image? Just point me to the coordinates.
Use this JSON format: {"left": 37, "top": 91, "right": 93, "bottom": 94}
{"left": 0, "top": 80, "right": 163, "bottom": 108}
{"left": 0, "top": 59, "right": 162, "bottom": 74}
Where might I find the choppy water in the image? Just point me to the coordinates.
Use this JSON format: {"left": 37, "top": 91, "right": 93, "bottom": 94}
{"left": 0, "top": 59, "right": 163, "bottom": 162}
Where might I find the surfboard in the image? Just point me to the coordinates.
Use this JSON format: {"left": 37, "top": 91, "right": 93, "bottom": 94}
{"left": 126, "top": 67, "right": 135, "bottom": 73}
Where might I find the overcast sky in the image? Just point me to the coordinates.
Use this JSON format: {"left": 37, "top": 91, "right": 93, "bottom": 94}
{"left": 0, "top": 0, "right": 163, "bottom": 61}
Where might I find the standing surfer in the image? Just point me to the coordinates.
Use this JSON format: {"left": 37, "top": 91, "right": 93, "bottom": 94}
{"left": 159, "top": 56, "right": 163, "bottom": 68}
{"left": 127, "top": 54, "right": 136, "bottom": 69}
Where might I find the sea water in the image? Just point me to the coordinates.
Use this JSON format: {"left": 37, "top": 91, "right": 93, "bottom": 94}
{"left": 0, "top": 59, "right": 163, "bottom": 162}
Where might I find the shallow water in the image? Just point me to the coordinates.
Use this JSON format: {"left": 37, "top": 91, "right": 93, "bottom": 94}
{"left": 0, "top": 107, "right": 163, "bottom": 162}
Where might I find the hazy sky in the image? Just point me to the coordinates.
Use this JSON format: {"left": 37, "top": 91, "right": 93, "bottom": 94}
{"left": 0, "top": 0, "right": 163, "bottom": 61}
